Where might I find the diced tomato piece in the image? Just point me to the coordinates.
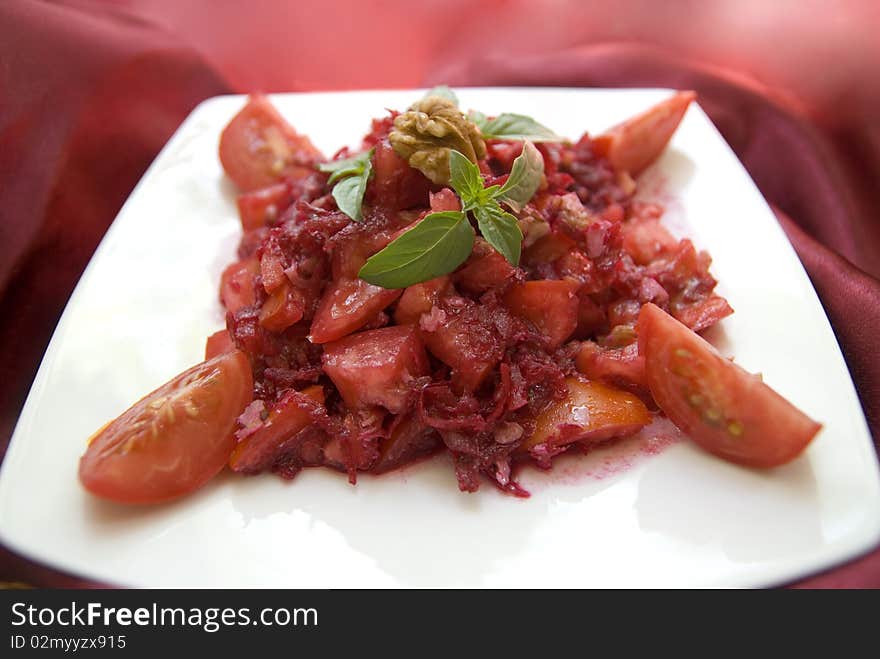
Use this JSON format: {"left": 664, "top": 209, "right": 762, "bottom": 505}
{"left": 374, "top": 414, "right": 440, "bottom": 473}
{"left": 638, "top": 303, "right": 821, "bottom": 467}
{"left": 429, "top": 188, "right": 461, "bottom": 212}
{"left": 260, "top": 238, "right": 287, "bottom": 294}
{"left": 575, "top": 340, "right": 647, "bottom": 389}
{"left": 486, "top": 140, "right": 524, "bottom": 172}
{"left": 220, "top": 257, "right": 260, "bottom": 313}
{"left": 205, "top": 329, "right": 234, "bottom": 360}
{"left": 593, "top": 91, "right": 696, "bottom": 176}
{"left": 322, "top": 326, "right": 429, "bottom": 413}
{"left": 503, "top": 279, "right": 579, "bottom": 349}
{"left": 367, "top": 139, "right": 433, "bottom": 211}
{"left": 523, "top": 231, "right": 576, "bottom": 266}
{"left": 219, "top": 94, "right": 323, "bottom": 192}
{"left": 229, "top": 385, "right": 324, "bottom": 473}
{"left": 394, "top": 276, "right": 453, "bottom": 326}
{"left": 671, "top": 295, "right": 734, "bottom": 333}
{"left": 620, "top": 218, "right": 679, "bottom": 265}
{"left": 330, "top": 225, "right": 398, "bottom": 280}
{"left": 259, "top": 280, "right": 304, "bottom": 332}
{"left": 455, "top": 241, "right": 515, "bottom": 295}
{"left": 522, "top": 378, "right": 650, "bottom": 450}
{"left": 422, "top": 306, "right": 503, "bottom": 392}
{"left": 237, "top": 182, "right": 293, "bottom": 232}
{"left": 555, "top": 249, "right": 594, "bottom": 283}
{"left": 309, "top": 278, "right": 403, "bottom": 344}
{"left": 607, "top": 300, "right": 642, "bottom": 327}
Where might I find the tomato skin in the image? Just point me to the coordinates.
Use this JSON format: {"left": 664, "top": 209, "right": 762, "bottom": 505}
{"left": 638, "top": 303, "right": 821, "bottom": 467}
{"left": 593, "top": 91, "right": 696, "bottom": 176}
{"left": 79, "top": 351, "right": 254, "bottom": 504}
{"left": 219, "top": 94, "right": 323, "bottom": 192}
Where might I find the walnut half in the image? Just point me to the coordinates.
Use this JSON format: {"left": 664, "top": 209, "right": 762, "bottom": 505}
{"left": 389, "top": 96, "right": 486, "bottom": 185}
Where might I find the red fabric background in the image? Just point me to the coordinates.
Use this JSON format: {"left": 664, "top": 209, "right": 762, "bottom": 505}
{"left": 1, "top": 0, "right": 878, "bottom": 588}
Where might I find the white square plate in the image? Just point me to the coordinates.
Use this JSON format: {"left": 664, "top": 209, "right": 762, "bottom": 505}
{"left": 1, "top": 89, "right": 878, "bottom": 588}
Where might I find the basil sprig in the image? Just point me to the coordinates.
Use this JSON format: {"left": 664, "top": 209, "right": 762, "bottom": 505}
{"left": 358, "top": 142, "right": 544, "bottom": 289}
{"left": 318, "top": 149, "right": 374, "bottom": 221}
{"left": 469, "top": 110, "right": 560, "bottom": 142}
{"left": 357, "top": 211, "right": 474, "bottom": 289}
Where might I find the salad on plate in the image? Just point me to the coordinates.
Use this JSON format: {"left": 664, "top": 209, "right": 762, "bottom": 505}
{"left": 78, "top": 87, "right": 822, "bottom": 504}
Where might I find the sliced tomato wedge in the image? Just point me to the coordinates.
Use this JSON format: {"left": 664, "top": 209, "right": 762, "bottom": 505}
{"left": 79, "top": 351, "right": 254, "bottom": 504}
{"left": 638, "top": 303, "right": 821, "bottom": 467}
{"left": 219, "top": 94, "right": 323, "bottom": 192}
{"left": 593, "top": 91, "right": 696, "bottom": 176}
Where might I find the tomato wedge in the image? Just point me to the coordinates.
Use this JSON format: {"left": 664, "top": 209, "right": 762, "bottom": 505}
{"left": 79, "top": 351, "right": 254, "bottom": 503}
{"left": 638, "top": 303, "right": 821, "bottom": 467}
{"left": 593, "top": 91, "right": 696, "bottom": 176}
{"left": 219, "top": 94, "right": 323, "bottom": 192}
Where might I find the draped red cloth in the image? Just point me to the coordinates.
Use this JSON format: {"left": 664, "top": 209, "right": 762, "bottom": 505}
{"left": 1, "top": 0, "right": 877, "bottom": 588}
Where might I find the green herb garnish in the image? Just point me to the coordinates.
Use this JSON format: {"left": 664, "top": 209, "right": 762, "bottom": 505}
{"left": 357, "top": 211, "right": 474, "bottom": 289}
{"left": 318, "top": 149, "right": 374, "bottom": 221}
{"left": 470, "top": 111, "right": 559, "bottom": 142}
{"left": 358, "top": 142, "right": 544, "bottom": 289}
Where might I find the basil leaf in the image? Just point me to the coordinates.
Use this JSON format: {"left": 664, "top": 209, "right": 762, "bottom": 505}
{"left": 494, "top": 141, "right": 544, "bottom": 212}
{"left": 332, "top": 157, "right": 372, "bottom": 222}
{"left": 423, "top": 85, "right": 458, "bottom": 106}
{"left": 468, "top": 109, "right": 488, "bottom": 129}
{"left": 473, "top": 203, "right": 523, "bottom": 266}
{"left": 318, "top": 150, "right": 372, "bottom": 184}
{"left": 448, "top": 149, "right": 483, "bottom": 209}
{"left": 358, "top": 211, "right": 474, "bottom": 288}
{"left": 318, "top": 149, "right": 374, "bottom": 221}
{"left": 478, "top": 113, "right": 559, "bottom": 142}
